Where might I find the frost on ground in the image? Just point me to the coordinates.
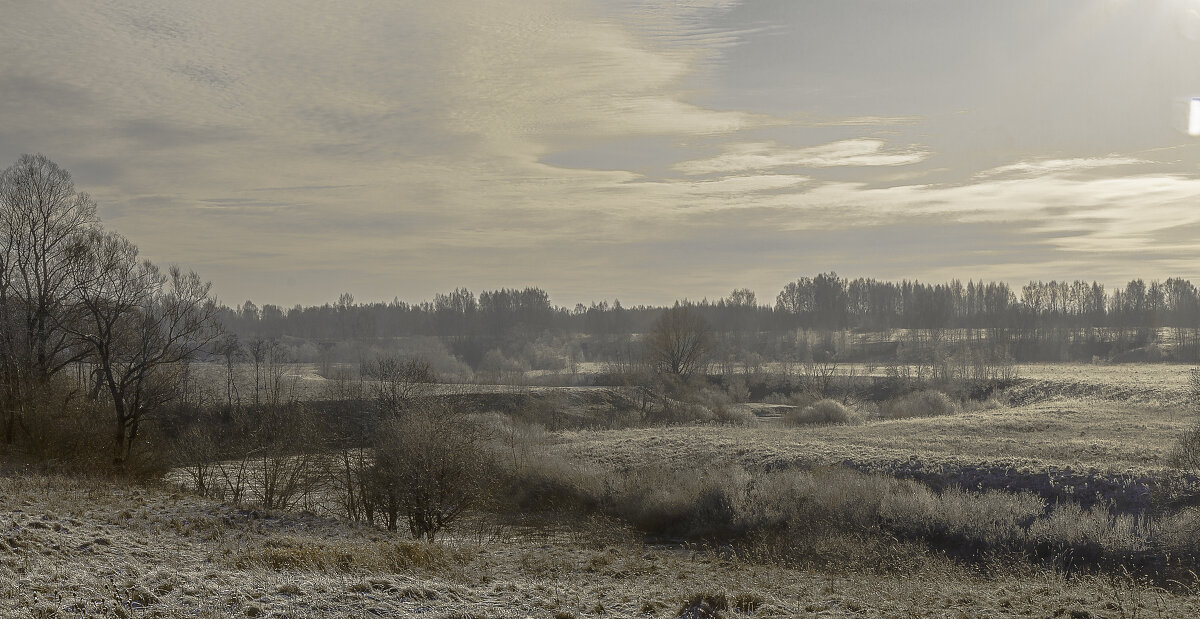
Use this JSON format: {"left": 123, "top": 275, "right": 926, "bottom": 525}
{"left": 1, "top": 473, "right": 1198, "bottom": 618}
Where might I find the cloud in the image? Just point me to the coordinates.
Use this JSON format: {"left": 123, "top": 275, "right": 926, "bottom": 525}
{"left": 810, "top": 116, "right": 922, "bottom": 127}
{"left": 977, "top": 156, "right": 1151, "bottom": 177}
{"left": 675, "top": 139, "right": 929, "bottom": 175}
{"left": 746, "top": 172, "right": 1200, "bottom": 260}
{"left": 434, "top": 0, "right": 764, "bottom": 159}
{"left": 5, "top": 0, "right": 1198, "bottom": 307}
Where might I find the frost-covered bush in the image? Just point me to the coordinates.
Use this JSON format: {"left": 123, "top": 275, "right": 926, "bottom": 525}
{"left": 783, "top": 399, "right": 861, "bottom": 426}
{"left": 878, "top": 390, "right": 959, "bottom": 419}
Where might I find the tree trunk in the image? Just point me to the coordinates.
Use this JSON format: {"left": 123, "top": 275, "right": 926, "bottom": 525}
{"left": 110, "top": 395, "right": 130, "bottom": 466}
{"left": 112, "top": 422, "right": 127, "bottom": 466}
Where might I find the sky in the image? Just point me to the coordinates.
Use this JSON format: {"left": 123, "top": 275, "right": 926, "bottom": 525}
{"left": 5, "top": 0, "right": 1200, "bottom": 309}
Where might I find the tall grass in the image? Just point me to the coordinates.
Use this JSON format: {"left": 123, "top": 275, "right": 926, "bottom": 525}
{"left": 496, "top": 448, "right": 1200, "bottom": 583}
{"left": 877, "top": 389, "right": 959, "bottom": 419}
{"left": 781, "top": 399, "right": 862, "bottom": 426}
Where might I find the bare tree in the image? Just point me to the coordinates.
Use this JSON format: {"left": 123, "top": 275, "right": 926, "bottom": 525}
{"left": 802, "top": 350, "right": 840, "bottom": 398}
{"left": 70, "top": 230, "right": 220, "bottom": 464}
{"left": 244, "top": 336, "right": 292, "bottom": 407}
{"left": 251, "top": 405, "right": 325, "bottom": 511}
{"left": 0, "top": 154, "right": 98, "bottom": 445}
{"left": 368, "top": 400, "right": 488, "bottom": 540}
{"left": 247, "top": 337, "right": 271, "bottom": 406}
{"left": 320, "top": 367, "right": 372, "bottom": 522}
{"left": 360, "top": 355, "right": 436, "bottom": 413}
{"left": 648, "top": 305, "right": 713, "bottom": 377}
{"left": 215, "top": 334, "right": 244, "bottom": 412}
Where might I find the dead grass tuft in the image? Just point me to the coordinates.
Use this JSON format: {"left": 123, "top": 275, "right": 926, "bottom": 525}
{"left": 878, "top": 389, "right": 960, "bottom": 419}
{"left": 782, "top": 398, "right": 862, "bottom": 426}
{"left": 226, "top": 536, "right": 474, "bottom": 577}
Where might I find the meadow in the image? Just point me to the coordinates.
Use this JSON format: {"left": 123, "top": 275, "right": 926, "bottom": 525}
{"left": 6, "top": 361, "right": 1200, "bottom": 617}
{"left": 4, "top": 471, "right": 1200, "bottom": 618}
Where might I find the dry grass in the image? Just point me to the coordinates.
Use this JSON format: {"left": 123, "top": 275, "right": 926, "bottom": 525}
{"left": 1016, "top": 362, "right": 1196, "bottom": 396}
{"left": 550, "top": 388, "right": 1200, "bottom": 522}
{"left": 781, "top": 399, "right": 863, "bottom": 426}
{"left": 1, "top": 472, "right": 1198, "bottom": 618}
{"left": 557, "top": 395, "right": 1194, "bottom": 475}
{"left": 877, "top": 390, "right": 960, "bottom": 419}
{"left": 9, "top": 363, "right": 1200, "bottom": 616}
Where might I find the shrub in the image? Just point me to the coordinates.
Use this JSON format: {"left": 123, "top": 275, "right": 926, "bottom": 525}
{"left": 0, "top": 380, "right": 119, "bottom": 473}
{"left": 690, "top": 387, "right": 757, "bottom": 426}
{"left": 1167, "top": 422, "right": 1200, "bottom": 477}
{"left": 487, "top": 449, "right": 1200, "bottom": 581}
{"left": 607, "top": 464, "right": 750, "bottom": 539}
{"left": 713, "top": 405, "right": 758, "bottom": 426}
{"left": 725, "top": 377, "right": 750, "bottom": 403}
{"left": 763, "top": 390, "right": 819, "bottom": 409}
{"left": 492, "top": 455, "right": 606, "bottom": 515}
{"left": 368, "top": 401, "right": 490, "bottom": 540}
{"left": 647, "top": 398, "right": 715, "bottom": 425}
{"left": 878, "top": 390, "right": 959, "bottom": 419}
{"left": 782, "top": 399, "right": 860, "bottom": 426}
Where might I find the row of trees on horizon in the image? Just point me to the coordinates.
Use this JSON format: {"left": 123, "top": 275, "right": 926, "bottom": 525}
{"left": 220, "top": 275, "right": 1200, "bottom": 342}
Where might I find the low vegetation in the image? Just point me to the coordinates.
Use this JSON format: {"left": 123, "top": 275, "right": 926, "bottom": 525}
{"left": 877, "top": 389, "right": 960, "bottom": 419}
{"left": 7, "top": 471, "right": 1200, "bottom": 618}
{"left": 782, "top": 398, "right": 861, "bottom": 426}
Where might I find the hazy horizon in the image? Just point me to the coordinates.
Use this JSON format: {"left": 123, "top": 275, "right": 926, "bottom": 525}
{"left": 5, "top": 1, "right": 1200, "bottom": 308}
{"left": 232, "top": 272, "right": 1187, "bottom": 314}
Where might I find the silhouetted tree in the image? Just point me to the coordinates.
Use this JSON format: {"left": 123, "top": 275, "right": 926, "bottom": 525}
{"left": 70, "top": 230, "right": 220, "bottom": 464}
{"left": 360, "top": 355, "right": 436, "bottom": 413}
{"left": 0, "top": 154, "right": 98, "bottom": 445}
{"left": 648, "top": 305, "right": 712, "bottom": 376}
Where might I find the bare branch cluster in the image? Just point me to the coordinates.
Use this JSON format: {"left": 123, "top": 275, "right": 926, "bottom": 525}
{"left": 0, "top": 154, "right": 219, "bottom": 465}
{"left": 647, "top": 305, "right": 713, "bottom": 377}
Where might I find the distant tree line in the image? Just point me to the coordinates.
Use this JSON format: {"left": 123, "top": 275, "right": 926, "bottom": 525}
{"left": 220, "top": 273, "right": 1200, "bottom": 367}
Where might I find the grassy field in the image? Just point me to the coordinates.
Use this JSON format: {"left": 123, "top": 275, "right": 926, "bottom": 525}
{"left": 1014, "top": 363, "right": 1196, "bottom": 395}
{"left": 554, "top": 371, "right": 1200, "bottom": 514}
{"left": 4, "top": 473, "right": 1199, "bottom": 618}
{"left": 559, "top": 398, "right": 1192, "bottom": 475}
{"left": 8, "top": 362, "right": 1200, "bottom": 616}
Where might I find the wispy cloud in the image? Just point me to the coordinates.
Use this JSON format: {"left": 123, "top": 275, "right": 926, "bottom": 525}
{"left": 748, "top": 173, "right": 1200, "bottom": 258}
{"left": 4, "top": 0, "right": 1199, "bottom": 306}
{"left": 810, "top": 116, "right": 922, "bottom": 127}
{"left": 675, "top": 139, "right": 929, "bottom": 175}
{"left": 977, "top": 156, "right": 1151, "bottom": 177}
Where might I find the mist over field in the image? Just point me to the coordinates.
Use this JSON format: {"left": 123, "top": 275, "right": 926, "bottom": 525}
{"left": 9, "top": 1, "right": 1200, "bottom": 617}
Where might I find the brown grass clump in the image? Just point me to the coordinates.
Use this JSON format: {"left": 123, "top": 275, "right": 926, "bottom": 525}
{"left": 227, "top": 536, "right": 474, "bottom": 575}
{"left": 878, "top": 389, "right": 960, "bottom": 419}
{"left": 782, "top": 398, "right": 861, "bottom": 426}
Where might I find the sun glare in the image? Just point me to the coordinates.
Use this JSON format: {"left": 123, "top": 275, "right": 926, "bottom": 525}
{"left": 1189, "top": 97, "right": 1200, "bottom": 136}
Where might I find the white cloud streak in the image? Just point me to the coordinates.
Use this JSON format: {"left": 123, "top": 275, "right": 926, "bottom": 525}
{"left": 810, "top": 116, "right": 922, "bottom": 127}
{"left": 675, "top": 139, "right": 929, "bottom": 175}
{"left": 977, "top": 156, "right": 1151, "bottom": 177}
